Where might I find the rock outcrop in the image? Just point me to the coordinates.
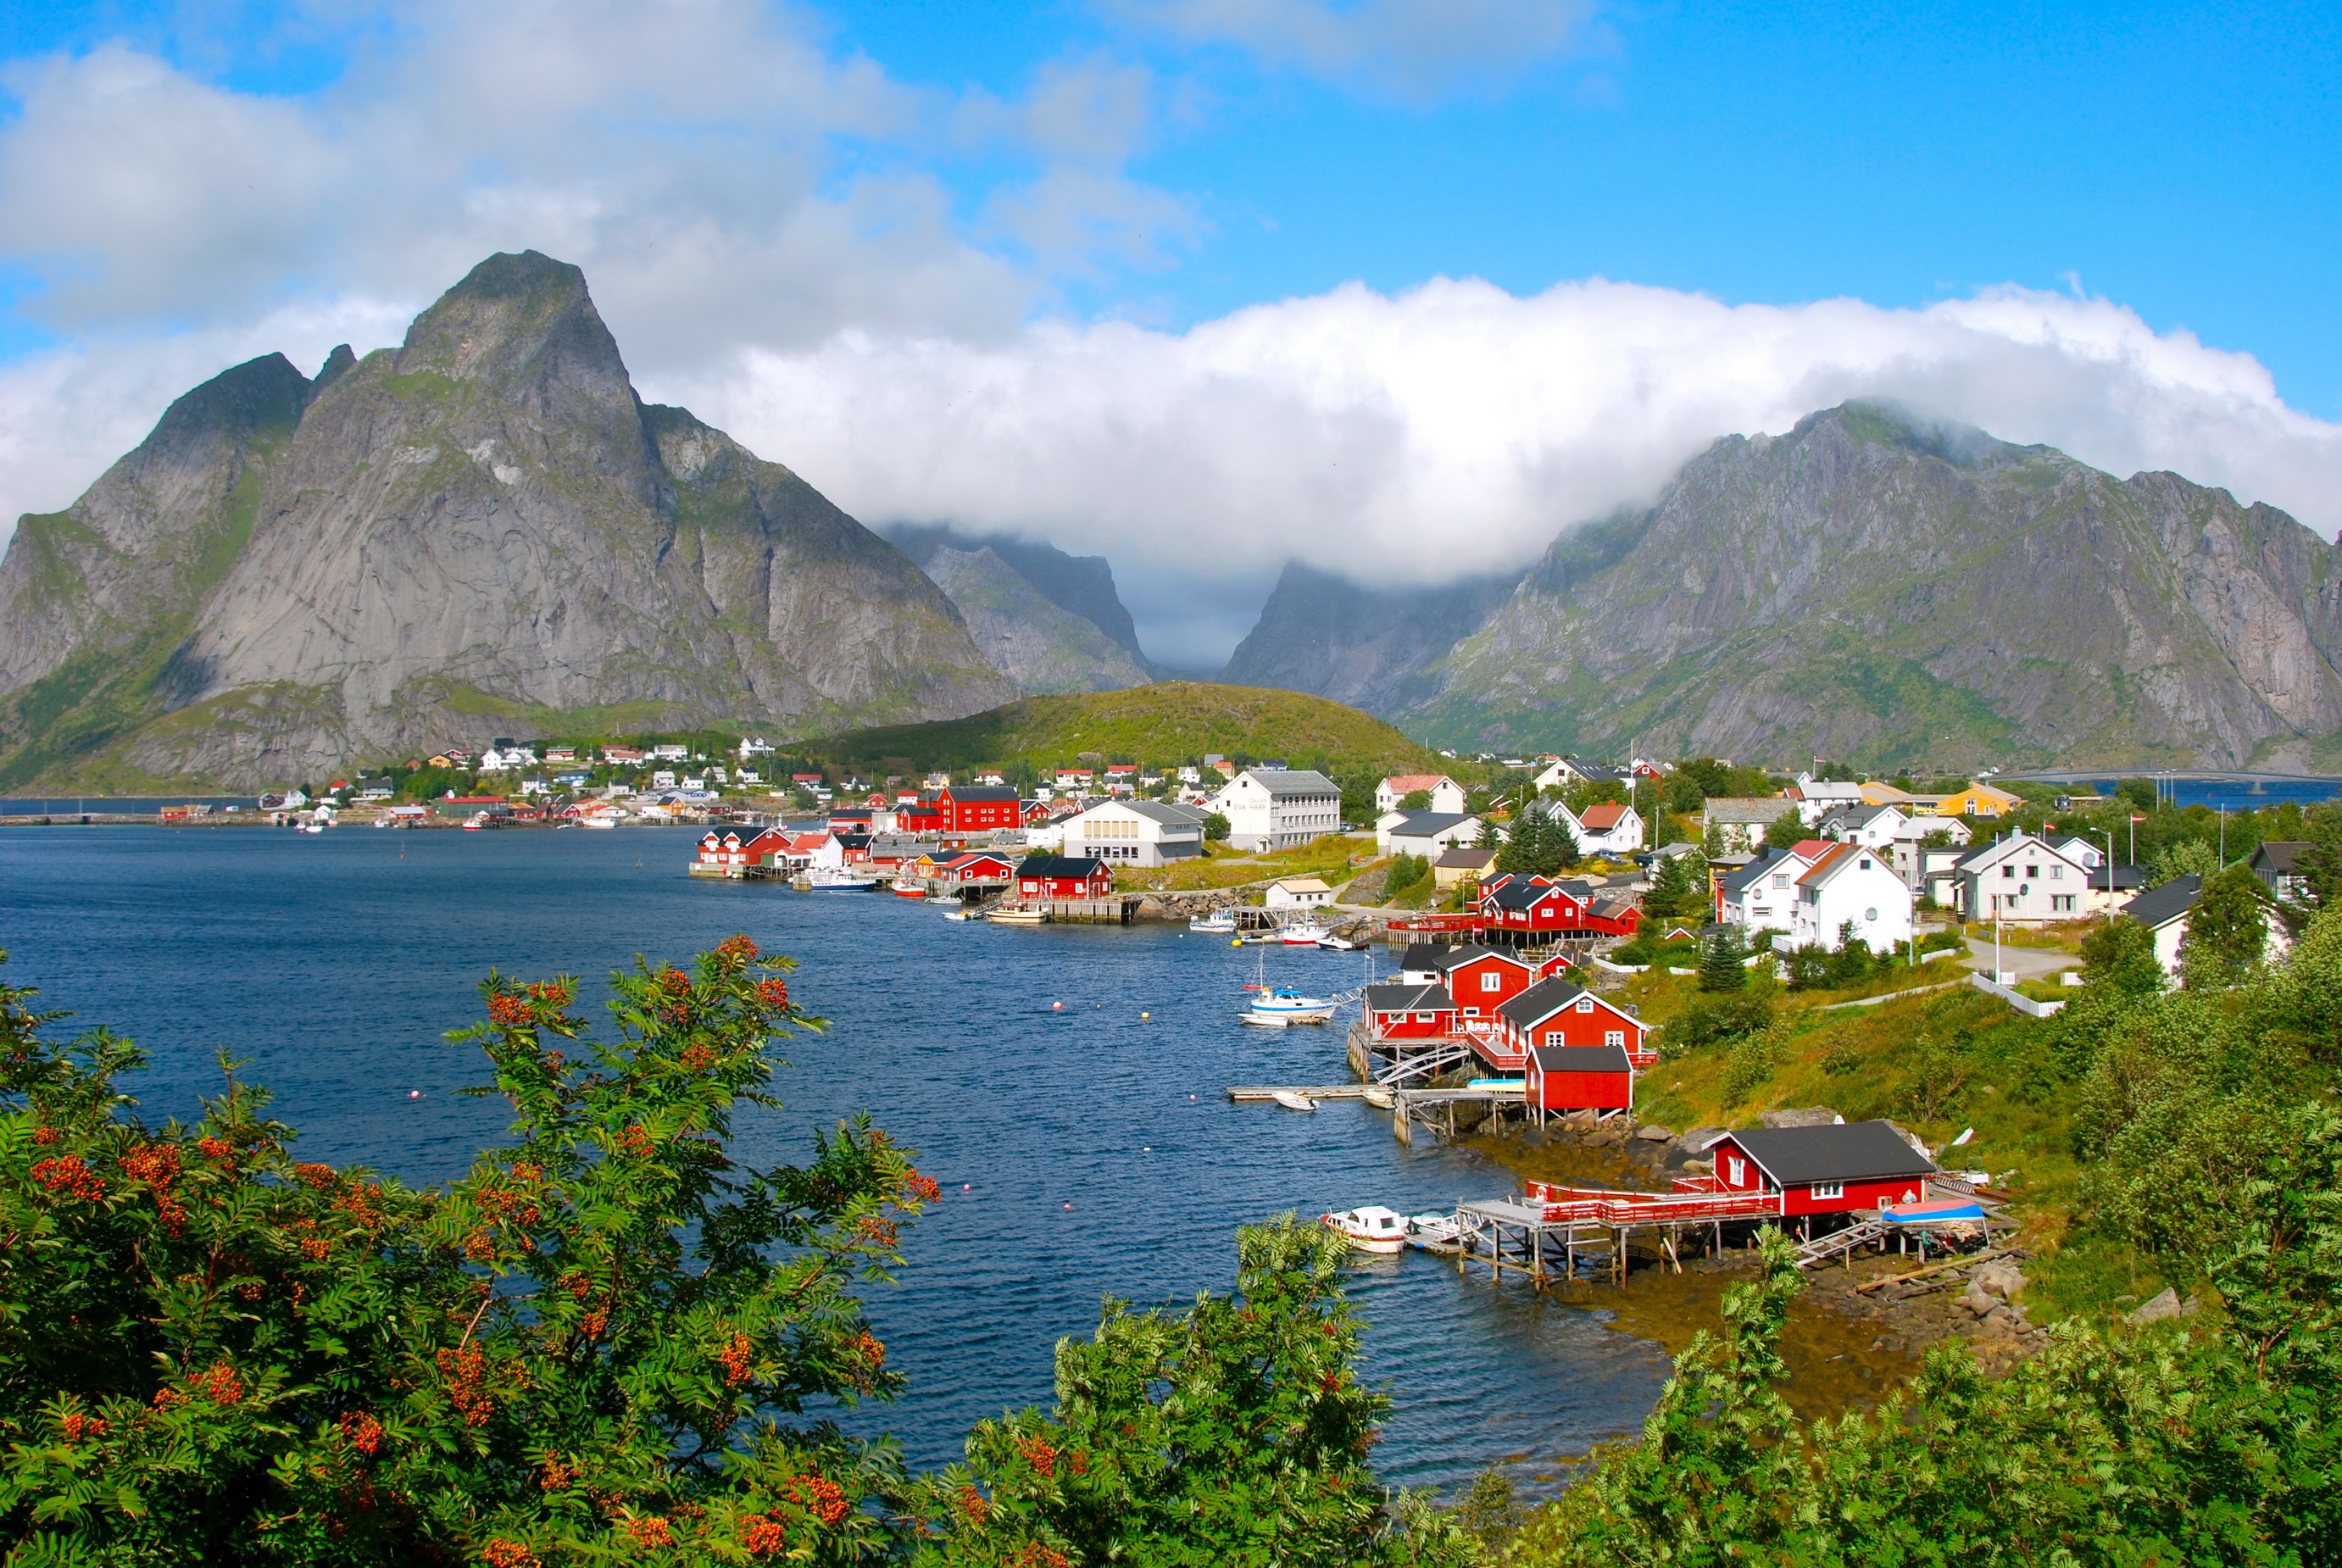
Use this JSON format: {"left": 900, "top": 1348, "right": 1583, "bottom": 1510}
{"left": 1216, "top": 561, "right": 1515, "bottom": 718}
{"left": 0, "top": 252, "right": 1017, "bottom": 789}
{"left": 882, "top": 524, "right": 1154, "bottom": 693}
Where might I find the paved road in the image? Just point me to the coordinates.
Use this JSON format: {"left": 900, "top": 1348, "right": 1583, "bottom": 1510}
{"left": 1963, "top": 935, "right": 2079, "bottom": 980}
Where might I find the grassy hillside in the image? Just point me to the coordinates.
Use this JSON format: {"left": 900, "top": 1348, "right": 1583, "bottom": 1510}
{"left": 804, "top": 681, "right": 1453, "bottom": 780}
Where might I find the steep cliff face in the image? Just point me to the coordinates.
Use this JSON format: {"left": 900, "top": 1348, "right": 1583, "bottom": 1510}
{"left": 884, "top": 523, "right": 1155, "bottom": 692}
{"left": 1405, "top": 403, "right": 2342, "bottom": 770}
{"left": 0, "top": 251, "right": 1015, "bottom": 789}
{"left": 1216, "top": 561, "right": 1516, "bottom": 716}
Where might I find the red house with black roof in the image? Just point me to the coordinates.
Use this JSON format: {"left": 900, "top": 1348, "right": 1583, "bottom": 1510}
{"left": 1363, "top": 981, "right": 1458, "bottom": 1040}
{"left": 1014, "top": 855, "right": 1115, "bottom": 899}
{"left": 1700, "top": 1120, "right": 1939, "bottom": 1217}
{"left": 1525, "top": 1043, "right": 1634, "bottom": 1115}
{"left": 1494, "top": 977, "right": 1648, "bottom": 1070}
{"left": 934, "top": 849, "right": 1015, "bottom": 884}
{"left": 1432, "top": 944, "right": 1538, "bottom": 1022}
{"left": 1477, "top": 875, "right": 1641, "bottom": 939}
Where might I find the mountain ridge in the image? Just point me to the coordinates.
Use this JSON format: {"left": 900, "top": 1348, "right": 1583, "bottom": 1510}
{"left": 0, "top": 252, "right": 1017, "bottom": 790}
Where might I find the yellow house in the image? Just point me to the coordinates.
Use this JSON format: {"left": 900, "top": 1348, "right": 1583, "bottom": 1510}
{"left": 1858, "top": 781, "right": 1917, "bottom": 806}
{"left": 1932, "top": 782, "right": 2023, "bottom": 818}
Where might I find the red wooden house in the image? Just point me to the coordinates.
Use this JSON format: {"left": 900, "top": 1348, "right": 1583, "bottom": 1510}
{"left": 1495, "top": 978, "right": 1649, "bottom": 1060}
{"left": 894, "top": 799, "right": 948, "bottom": 834}
{"left": 1362, "top": 981, "right": 1458, "bottom": 1040}
{"left": 932, "top": 786, "right": 1021, "bottom": 833}
{"left": 1477, "top": 876, "right": 1641, "bottom": 939}
{"left": 1700, "top": 1121, "right": 1938, "bottom": 1217}
{"left": 697, "top": 831, "right": 748, "bottom": 871}
{"left": 1014, "top": 855, "right": 1115, "bottom": 899}
{"left": 828, "top": 806, "right": 876, "bottom": 832}
{"left": 1432, "top": 945, "right": 1538, "bottom": 1022}
{"left": 1525, "top": 1043, "right": 1634, "bottom": 1116}
{"left": 1020, "top": 799, "right": 1054, "bottom": 826}
{"left": 935, "top": 850, "right": 1015, "bottom": 884}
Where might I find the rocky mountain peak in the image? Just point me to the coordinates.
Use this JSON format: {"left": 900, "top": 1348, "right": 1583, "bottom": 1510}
{"left": 392, "top": 250, "right": 631, "bottom": 409}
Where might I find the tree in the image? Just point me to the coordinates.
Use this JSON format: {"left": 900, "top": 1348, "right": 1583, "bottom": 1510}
{"left": 1398, "top": 788, "right": 1432, "bottom": 810}
{"left": 1761, "top": 809, "right": 1807, "bottom": 852}
{"left": 2152, "top": 837, "right": 2222, "bottom": 884}
{"left": 0, "top": 942, "right": 935, "bottom": 1565}
{"left": 2183, "top": 862, "right": 2274, "bottom": 987}
{"left": 2079, "top": 914, "right": 2167, "bottom": 997}
{"left": 1641, "top": 851, "right": 1700, "bottom": 920}
{"left": 909, "top": 1217, "right": 1473, "bottom": 1568}
{"left": 1203, "top": 812, "right": 1231, "bottom": 842}
{"left": 1698, "top": 926, "right": 1748, "bottom": 992}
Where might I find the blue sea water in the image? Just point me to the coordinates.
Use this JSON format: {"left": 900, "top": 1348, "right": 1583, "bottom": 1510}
{"left": 0, "top": 826, "right": 1666, "bottom": 1493}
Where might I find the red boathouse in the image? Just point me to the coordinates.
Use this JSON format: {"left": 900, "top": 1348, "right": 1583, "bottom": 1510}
{"left": 1700, "top": 1120, "right": 1939, "bottom": 1216}
{"left": 1525, "top": 1043, "right": 1634, "bottom": 1117}
{"left": 1014, "top": 855, "right": 1115, "bottom": 899}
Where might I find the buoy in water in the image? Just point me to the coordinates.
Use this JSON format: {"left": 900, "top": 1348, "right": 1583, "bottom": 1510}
{"left": 1140, "top": 1011, "right": 1150, "bottom": 1020}
{"left": 1231, "top": 937, "right": 1241, "bottom": 947}
{"left": 408, "top": 1090, "right": 421, "bottom": 1099}
{"left": 1051, "top": 1001, "right": 1064, "bottom": 1012}
{"left": 1063, "top": 1203, "right": 1073, "bottom": 1209}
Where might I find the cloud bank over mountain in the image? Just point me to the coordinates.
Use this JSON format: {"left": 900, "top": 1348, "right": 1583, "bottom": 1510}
{"left": 667, "top": 276, "right": 2342, "bottom": 664}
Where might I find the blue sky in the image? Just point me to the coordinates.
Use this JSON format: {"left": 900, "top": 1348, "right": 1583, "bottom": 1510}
{"left": 1, "top": 0, "right": 2338, "bottom": 660}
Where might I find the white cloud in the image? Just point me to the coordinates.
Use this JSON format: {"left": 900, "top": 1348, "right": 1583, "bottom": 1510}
{"left": 1111, "top": 0, "right": 1595, "bottom": 101}
{"left": 656, "top": 276, "right": 2342, "bottom": 666}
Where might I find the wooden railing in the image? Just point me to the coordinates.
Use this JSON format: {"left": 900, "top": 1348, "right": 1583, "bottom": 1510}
{"left": 1522, "top": 1179, "right": 1781, "bottom": 1227}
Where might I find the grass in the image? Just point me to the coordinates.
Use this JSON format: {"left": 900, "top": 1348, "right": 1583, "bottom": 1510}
{"left": 804, "top": 682, "right": 1451, "bottom": 781}
{"left": 1115, "top": 835, "right": 1373, "bottom": 893}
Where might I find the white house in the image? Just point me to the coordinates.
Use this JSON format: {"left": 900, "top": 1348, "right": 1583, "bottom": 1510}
{"left": 1375, "top": 773, "right": 1466, "bottom": 815}
{"left": 1265, "top": 877, "right": 1333, "bottom": 910}
{"left": 1210, "top": 769, "right": 1343, "bottom": 853}
{"left": 1380, "top": 810, "right": 1484, "bottom": 858}
{"left": 1533, "top": 758, "right": 1627, "bottom": 793}
{"left": 1716, "top": 842, "right": 1827, "bottom": 931}
{"left": 1820, "top": 803, "right": 1972, "bottom": 890}
{"left": 1558, "top": 799, "right": 1644, "bottom": 856}
{"left": 1789, "top": 778, "right": 1867, "bottom": 825}
{"left": 2120, "top": 873, "right": 2291, "bottom": 979}
{"left": 1788, "top": 841, "right": 1915, "bottom": 952}
{"left": 1955, "top": 831, "right": 2098, "bottom": 924}
{"left": 1060, "top": 799, "right": 1207, "bottom": 866}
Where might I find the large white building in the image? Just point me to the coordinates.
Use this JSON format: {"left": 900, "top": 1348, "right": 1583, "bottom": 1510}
{"left": 1211, "top": 768, "right": 1343, "bottom": 853}
{"left": 1955, "top": 831, "right": 2097, "bottom": 924}
{"left": 1060, "top": 799, "right": 1208, "bottom": 866}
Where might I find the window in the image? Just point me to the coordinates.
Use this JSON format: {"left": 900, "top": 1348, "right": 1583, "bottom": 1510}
{"left": 2052, "top": 893, "right": 2076, "bottom": 912}
{"left": 2050, "top": 863, "right": 2063, "bottom": 880}
{"left": 1482, "top": 971, "right": 1501, "bottom": 992}
{"left": 1811, "top": 1182, "right": 1844, "bottom": 1201}
{"left": 1464, "top": 1006, "right": 1480, "bottom": 1017}
{"left": 1576, "top": 996, "right": 1595, "bottom": 1013}
{"left": 1414, "top": 1014, "right": 1432, "bottom": 1024}
{"left": 2003, "top": 865, "right": 2017, "bottom": 879}
{"left": 1772, "top": 874, "right": 1788, "bottom": 888}
{"left": 1544, "top": 1029, "right": 1564, "bottom": 1047}
{"left": 2026, "top": 865, "right": 2039, "bottom": 879}
{"left": 1726, "top": 1155, "right": 1746, "bottom": 1186}
{"left": 1859, "top": 857, "right": 1872, "bottom": 870}
{"left": 1605, "top": 1029, "right": 1625, "bottom": 1047}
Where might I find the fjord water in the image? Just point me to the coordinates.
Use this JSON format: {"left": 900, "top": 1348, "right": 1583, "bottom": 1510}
{"left": 0, "top": 827, "right": 1666, "bottom": 1491}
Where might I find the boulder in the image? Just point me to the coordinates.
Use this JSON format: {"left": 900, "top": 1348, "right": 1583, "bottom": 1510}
{"left": 1976, "top": 1265, "right": 2027, "bottom": 1299}
{"left": 1960, "top": 1280, "right": 1996, "bottom": 1316}
{"left": 1682, "top": 1157, "right": 1712, "bottom": 1175}
{"left": 2128, "top": 1287, "right": 2183, "bottom": 1326}
{"left": 1636, "top": 1124, "right": 1675, "bottom": 1142}
{"left": 1761, "top": 1107, "right": 1843, "bottom": 1129}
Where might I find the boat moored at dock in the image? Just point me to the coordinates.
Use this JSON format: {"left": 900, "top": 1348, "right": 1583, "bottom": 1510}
{"left": 1270, "top": 1089, "right": 1318, "bottom": 1112}
{"left": 1322, "top": 1205, "right": 1407, "bottom": 1252}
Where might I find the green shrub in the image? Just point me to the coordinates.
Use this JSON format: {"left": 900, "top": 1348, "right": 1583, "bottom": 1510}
{"left": 1659, "top": 994, "right": 1774, "bottom": 1059}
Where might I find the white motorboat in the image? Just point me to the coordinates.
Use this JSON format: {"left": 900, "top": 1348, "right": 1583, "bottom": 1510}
{"left": 578, "top": 816, "right": 618, "bottom": 829}
{"left": 807, "top": 867, "right": 880, "bottom": 891}
{"left": 1280, "top": 920, "right": 1332, "bottom": 945}
{"left": 1323, "top": 1206, "right": 1406, "bottom": 1253}
{"left": 1271, "top": 1090, "right": 1318, "bottom": 1113}
{"left": 942, "top": 907, "right": 982, "bottom": 922}
{"left": 1361, "top": 1085, "right": 1396, "bottom": 1109}
{"left": 1188, "top": 910, "right": 1238, "bottom": 933}
{"left": 1316, "top": 934, "right": 1360, "bottom": 951}
{"left": 1405, "top": 1212, "right": 1460, "bottom": 1250}
{"left": 1243, "top": 987, "right": 1336, "bottom": 1026}
{"left": 987, "top": 906, "right": 1050, "bottom": 925}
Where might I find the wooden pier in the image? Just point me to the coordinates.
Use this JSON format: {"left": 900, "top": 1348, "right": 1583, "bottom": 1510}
{"left": 1390, "top": 1083, "right": 1522, "bottom": 1146}
{"left": 1226, "top": 1085, "right": 1374, "bottom": 1102}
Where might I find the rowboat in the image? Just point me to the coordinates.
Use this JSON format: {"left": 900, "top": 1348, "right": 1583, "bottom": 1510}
{"left": 1270, "top": 1090, "right": 1317, "bottom": 1112}
{"left": 987, "top": 907, "right": 1050, "bottom": 925}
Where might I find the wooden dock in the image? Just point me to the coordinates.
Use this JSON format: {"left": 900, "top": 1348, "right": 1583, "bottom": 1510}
{"left": 1226, "top": 1085, "right": 1373, "bottom": 1102}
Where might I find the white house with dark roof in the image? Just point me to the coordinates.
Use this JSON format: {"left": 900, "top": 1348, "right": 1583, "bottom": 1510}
{"left": 1955, "top": 831, "right": 2097, "bottom": 924}
{"left": 2121, "top": 873, "right": 2292, "bottom": 978}
{"left": 1210, "top": 768, "right": 1343, "bottom": 853}
{"left": 1380, "top": 810, "right": 1484, "bottom": 857}
{"left": 1558, "top": 799, "right": 1644, "bottom": 856}
{"left": 1060, "top": 798, "right": 1207, "bottom": 866}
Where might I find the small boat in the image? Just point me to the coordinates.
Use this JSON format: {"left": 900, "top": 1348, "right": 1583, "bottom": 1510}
{"left": 301, "top": 822, "right": 327, "bottom": 834}
{"left": 578, "top": 816, "right": 617, "bottom": 830}
{"left": 1361, "top": 1084, "right": 1396, "bottom": 1109}
{"left": 1188, "top": 910, "right": 1238, "bottom": 933}
{"left": 987, "top": 906, "right": 1050, "bottom": 925}
{"left": 1271, "top": 1090, "right": 1317, "bottom": 1113}
{"left": 1322, "top": 1206, "right": 1406, "bottom": 1253}
{"left": 1280, "top": 920, "right": 1332, "bottom": 945}
{"left": 1405, "top": 1212, "right": 1460, "bottom": 1250}
{"left": 1244, "top": 987, "right": 1336, "bottom": 1025}
{"left": 1316, "top": 934, "right": 1360, "bottom": 951}
{"left": 807, "top": 868, "right": 880, "bottom": 891}
{"left": 891, "top": 880, "right": 928, "bottom": 898}
{"left": 943, "top": 907, "right": 981, "bottom": 922}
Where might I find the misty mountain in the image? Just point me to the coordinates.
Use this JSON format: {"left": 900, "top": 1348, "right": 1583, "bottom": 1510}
{"left": 883, "top": 522, "right": 1158, "bottom": 692}
{"left": 1216, "top": 562, "right": 1516, "bottom": 715}
{"left": 0, "top": 251, "right": 1017, "bottom": 791}
{"left": 1232, "top": 403, "right": 2342, "bottom": 772}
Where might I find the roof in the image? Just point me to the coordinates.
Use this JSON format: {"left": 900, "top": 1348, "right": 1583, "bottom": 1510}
{"left": 1398, "top": 942, "right": 1455, "bottom": 972}
{"left": 1388, "top": 810, "right": 1475, "bottom": 838}
{"left": 1712, "top": 1120, "right": 1939, "bottom": 1187}
{"left": 1233, "top": 768, "right": 1339, "bottom": 798}
{"left": 1577, "top": 802, "right": 1631, "bottom": 830}
{"left": 2122, "top": 873, "right": 2203, "bottom": 930}
{"left": 1366, "top": 982, "right": 1455, "bottom": 1013}
{"left": 1015, "top": 855, "right": 1110, "bottom": 880}
{"left": 1955, "top": 831, "right": 2089, "bottom": 873}
{"left": 2252, "top": 841, "right": 2310, "bottom": 874}
{"left": 1382, "top": 773, "right": 1454, "bottom": 792}
{"left": 1797, "top": 841, "right": 1886, "bottom": 887}
{"left": 1271, "top": 877, "right": 1332, "bottom": 894}
{"left": 1566, "top": 760, "right": 1629, "bottom": 783}
{"left": 1821, "top": 802, "right": 1905, "bottom": 831}
{"left": 1497, "top": 976, "right": 1604, "bottom": 1031}
{"left": 1789, "top": 839, "right": 1834, "bottom": 859}
{"left": 1704, "top": 797, "right": 1800, "bottom": 824}
{"left": 1432, "top": 942, "right": 1530, "bottom": 972}
{"left": 1531, "top": 1044, "right": 1633, "bottom": 1076}
{"left": 940, "top": 786, "right": 1019, "bottom": 803}
{"left": 1434, "top": 847, "right": 1497, "bottom": 869}
{"left": 1088, "top": 798, "right": 1207, "bottom": 826}
{"left": 1718, "top": 847, "right": 1792, "bottom": 897}
{"left": 1488, "top": 878, "right": 1571, "bottom": 911}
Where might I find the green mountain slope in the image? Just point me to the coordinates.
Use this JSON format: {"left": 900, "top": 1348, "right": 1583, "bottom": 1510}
{"left": 805, "top": 681, "right": 1448, "bottom": 778}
